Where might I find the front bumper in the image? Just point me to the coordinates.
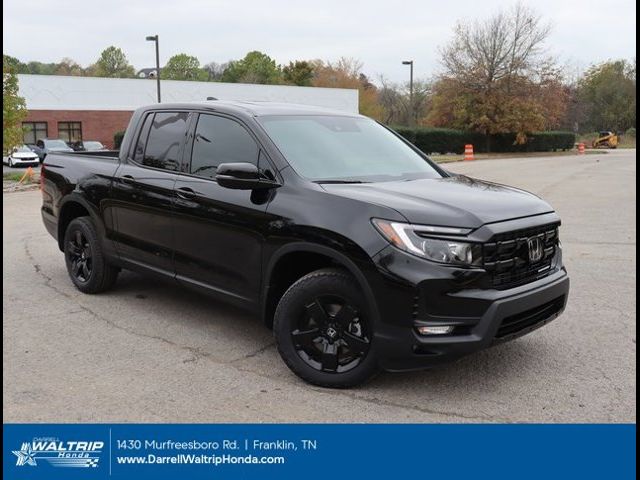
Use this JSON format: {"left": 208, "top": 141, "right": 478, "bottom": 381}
{"left": 369, "top": 243, "right": 570, "bottom": 372}
{"left": 10, "top": 157, "right": 39, "bottom": 165}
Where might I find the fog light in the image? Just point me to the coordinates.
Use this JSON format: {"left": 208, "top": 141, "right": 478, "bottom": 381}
{"left": 417, "top": 325, "right": 454, "bottom": 335}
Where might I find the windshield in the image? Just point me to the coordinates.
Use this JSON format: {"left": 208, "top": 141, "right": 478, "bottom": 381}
{"left": 258, "top": 115, "right": 443, "bottom": 182}
{"left": 46, "top": 140, "right": 70, "bottom": 149}
{"left": 16, "top": 146, "right": 34, "bottom": 153}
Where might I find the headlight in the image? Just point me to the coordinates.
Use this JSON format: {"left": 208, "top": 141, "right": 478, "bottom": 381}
{"left": 372, "top": 219, "right": 482, "bottom": 266}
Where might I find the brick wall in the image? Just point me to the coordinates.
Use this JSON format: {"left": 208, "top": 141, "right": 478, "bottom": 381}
{"left": 24, "top": 110, "right": 134, "bottom": 149}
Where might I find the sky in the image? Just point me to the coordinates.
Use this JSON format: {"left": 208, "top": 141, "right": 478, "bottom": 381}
{"left": 3, "top": 0, "right": 637, "bottom": 83}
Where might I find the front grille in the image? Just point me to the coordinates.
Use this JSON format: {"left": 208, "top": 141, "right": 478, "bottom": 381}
{"left": 496, "top": 295, "right": 565, "bottom": 338}
{"left": 483, "top": 223, "right": 559, "bottom": 289}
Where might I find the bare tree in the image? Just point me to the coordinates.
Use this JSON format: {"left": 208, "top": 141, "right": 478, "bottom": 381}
{"left": 378, "top": 76, "right": 431, "bottom": 125}
{"left": 441, "top": 2, "right": 551, "bottom": 89}
{"left": 203, "top": 61, "right": 229, "bottom": 81}
{"left": 433, "top": 2, "right": 564, "bottom": 143}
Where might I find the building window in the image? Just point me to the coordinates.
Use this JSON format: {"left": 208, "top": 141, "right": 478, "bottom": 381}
{"left": 58, "top": 122, "right": 83, "bottom": 143}
{"left": 22, "top": 122, "right": 48, "bottom": 145}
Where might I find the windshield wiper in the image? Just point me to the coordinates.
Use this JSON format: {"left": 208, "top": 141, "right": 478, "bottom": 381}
{"left": 314, "top": 179, "right": 370, "bottom": 184}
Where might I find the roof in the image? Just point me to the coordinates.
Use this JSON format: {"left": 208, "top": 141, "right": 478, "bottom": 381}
{"left": 17, "top": 74, "right": 359, "bottom": 113}
{"left": 140, "top": 100, "right": 362, "bottom": 117}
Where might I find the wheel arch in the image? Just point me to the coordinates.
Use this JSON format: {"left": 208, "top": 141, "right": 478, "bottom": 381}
{"left": 57, "top": 194, "right": 107, "bottom": 252}
{"left": 261, "top": 243, "right": 380, "bottom": 329}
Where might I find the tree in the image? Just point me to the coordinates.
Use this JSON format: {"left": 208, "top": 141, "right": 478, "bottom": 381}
{"left": 3, "top": 55, "right": 28, "bottom": 74}
{"left": 3, "top": 56, "right": 27, "bottom": 151}
{"left": 203, "top": 61, "right": 229, "bottom": 81}
{"left": 55, "top": 57, "right": 84, "bottom": 76}
{"left": 282, "top": 60, "right": 314, "bottom": 86}
{"left": 163, "top": 53, "right": 203, "bottom": 81}
{"left": 431, "top": 3, "right": 565, "bottom": 143}
{"left": 311, "top": 57, "right": 384, "bottom": 120}
{"left": 25, "top": 61, "right": 57, "bottom": 75}
{"left": 377, "top": 77, "right": 404, "bottom": 124}
{"left": 221, "top": 51, "right": 281, "bottom": 84}
{"left": 577, "top": 59, "right": 636, "bottom": 132}
{"left": 94, "top": 46, "right": 135, "bottom": 78}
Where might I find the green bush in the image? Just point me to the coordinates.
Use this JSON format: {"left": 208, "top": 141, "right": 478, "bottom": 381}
{"left": 114, "top": 131, "right": 125, "bottom": 149}
{"left": 391, "top": 126, "right": 576, "bottom": 154}
{"left": 625, "top": 127, "right": 636, "bottom": 138}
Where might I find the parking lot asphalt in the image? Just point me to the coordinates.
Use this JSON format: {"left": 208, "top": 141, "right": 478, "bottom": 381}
{"left": 3, "top": 149, "right": 636, "bottom": 423}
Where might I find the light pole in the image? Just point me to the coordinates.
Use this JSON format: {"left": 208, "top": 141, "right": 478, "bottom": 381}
{"left": 146, "top": 35, "right": 161, "bottom": 103}
{"left": 402, "top": 60, "right": 414, "bottom": 125}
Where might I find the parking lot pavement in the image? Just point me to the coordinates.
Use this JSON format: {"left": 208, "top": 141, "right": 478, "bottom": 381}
{"left": 3, "top": 150, "right": 636, "bottom": 423}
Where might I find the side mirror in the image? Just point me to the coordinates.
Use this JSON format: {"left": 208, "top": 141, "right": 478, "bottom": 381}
{"left": 216, "top": 162, "right": 280, "bottom": 190}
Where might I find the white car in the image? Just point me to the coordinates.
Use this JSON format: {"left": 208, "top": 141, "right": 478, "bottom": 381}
{"left": 5, "top": 145, "right": 40, "bottom": 167}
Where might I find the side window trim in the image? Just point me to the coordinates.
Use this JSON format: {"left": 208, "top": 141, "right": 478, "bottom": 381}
{"left": 130, "top": 112, "right": 154, "bottom": 164}
{"left": 127, "top": 111, "right": 153, "bottom": 162}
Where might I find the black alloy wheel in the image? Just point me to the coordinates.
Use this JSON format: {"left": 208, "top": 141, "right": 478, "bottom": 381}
{"left": 67, "top": 229, "right": 93, "bottom": 283}
{"left": 63, "top": 216, "right": 119, "bottom": 293}
{"left": 274, "top": 268, "right": 379, "bottom": 388}
{"left": 292, "top": 295, "right": 370, "bottom": 373}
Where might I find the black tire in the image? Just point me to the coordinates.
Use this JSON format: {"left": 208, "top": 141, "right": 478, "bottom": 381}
{"left": 274, "top": 268, "right": 378, "bottom": 388}
{"left": 63, "top": 216, "right": 118, "bottom": 293}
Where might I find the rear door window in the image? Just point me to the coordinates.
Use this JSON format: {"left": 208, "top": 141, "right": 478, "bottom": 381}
{"left": 140, "top": 112, "right": 189, "bottom": 171}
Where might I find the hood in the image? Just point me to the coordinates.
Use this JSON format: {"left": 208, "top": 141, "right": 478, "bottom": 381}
{"left": 320, "top": 175, "right": 553, "bottom": 228}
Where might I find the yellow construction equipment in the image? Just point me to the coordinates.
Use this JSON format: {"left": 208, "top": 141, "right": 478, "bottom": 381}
{"left": 592, "top": 131, "right": 619, "bottom": 149}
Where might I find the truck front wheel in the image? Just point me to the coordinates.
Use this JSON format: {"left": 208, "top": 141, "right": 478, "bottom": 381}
{"left": 63, "top": 216, "right": 118, "bottom": 293}
{"left": 273, "top": 268, "right": 378, "bottom": 388}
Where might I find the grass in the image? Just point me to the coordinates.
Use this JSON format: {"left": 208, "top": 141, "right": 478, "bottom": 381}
{"left": 430, "top": 149, "right": 605, "bottom": 164}
{"left": 3, "top": 171, "right": 38, "bottom": 183}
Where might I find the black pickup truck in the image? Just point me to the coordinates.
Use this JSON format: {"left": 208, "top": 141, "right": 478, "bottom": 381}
{"left": 41, "top": 101, "right": 570, "bottom": 387}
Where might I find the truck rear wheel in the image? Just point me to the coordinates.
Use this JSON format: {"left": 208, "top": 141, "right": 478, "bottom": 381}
{"left": 63, "top": 216, "right": 118, "bottom": 293}
{"left": 273, "top": 268, "right": 378, "bottom": 388}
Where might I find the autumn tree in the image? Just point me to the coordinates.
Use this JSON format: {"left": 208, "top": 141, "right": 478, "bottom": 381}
{"left": 577, "top": 59, "right": 636, "bottom": 132}
{"left": 3, "top": 55, "right": 27, "bottom": 151}
{"left": 221, "top": 51, "right": 281, "bottom": 84}
{"left": 311, "top": 58, "right": 383, "bottom": 120}
{"left": 430, "top": 3, "right": 566, "bottom": 144}
{"left": 55, "top": 57, "right": 84, "bottom": 76}
{"left": 93, "top": 46, "right": 135, "bottom": 78}
{"left": 282, "top": 60, "right": 315, "bottom": 86}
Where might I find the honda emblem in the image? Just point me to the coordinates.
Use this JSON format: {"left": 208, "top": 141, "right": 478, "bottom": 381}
{"left": 527, "top": 237, "right": 544, "bottom": 263}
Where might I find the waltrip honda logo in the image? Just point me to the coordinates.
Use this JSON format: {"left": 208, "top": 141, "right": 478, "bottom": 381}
{"left": 12, "top": 437, "right": 103, "bottom": 468}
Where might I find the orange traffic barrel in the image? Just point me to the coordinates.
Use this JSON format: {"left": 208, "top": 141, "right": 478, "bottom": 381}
{"left": 578, "top": 143, "right": 585, "bottom": 154}
{"left": 464, "top": 144, "right": 474, "bottom": 161}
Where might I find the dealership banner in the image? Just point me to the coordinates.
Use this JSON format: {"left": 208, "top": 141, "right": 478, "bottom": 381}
{"left": 3, "top": 423, "right": 635, "bottom": 479}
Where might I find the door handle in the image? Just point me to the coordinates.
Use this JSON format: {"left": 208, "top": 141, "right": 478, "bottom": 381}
{"left": 121, "top": 175, "right": 135, "bottom": 184}
{"left": 176, "top": 187, "right": 197, "bottom": 199}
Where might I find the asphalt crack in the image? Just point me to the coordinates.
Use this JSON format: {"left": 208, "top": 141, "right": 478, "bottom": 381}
{"left": 311, "top": 388, "right": 508, "bottom": 422}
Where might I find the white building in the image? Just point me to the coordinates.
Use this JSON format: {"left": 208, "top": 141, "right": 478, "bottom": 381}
{"left": 18, "top": 74, "right": 358, "bottom": 148}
